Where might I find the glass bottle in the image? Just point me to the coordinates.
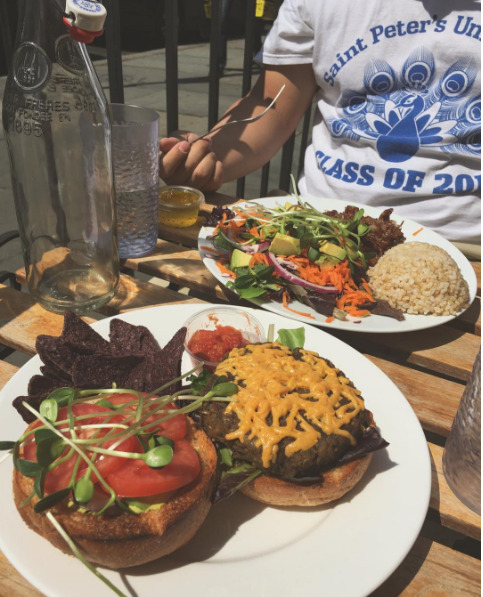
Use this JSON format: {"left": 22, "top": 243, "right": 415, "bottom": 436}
{"left": 2, "top": 0, "right": 119, "bottom": 314}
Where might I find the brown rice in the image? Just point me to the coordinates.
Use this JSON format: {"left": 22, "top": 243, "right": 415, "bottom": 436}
{"left": 367, "top": 242, "right": 470, "bottom": 316}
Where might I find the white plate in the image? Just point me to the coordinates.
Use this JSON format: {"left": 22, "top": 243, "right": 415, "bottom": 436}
{"left": 199, "top": 197, "right": 477, "bottom": 333}
{"left": 0, "top": 304, "right": 431, "bottom": 597}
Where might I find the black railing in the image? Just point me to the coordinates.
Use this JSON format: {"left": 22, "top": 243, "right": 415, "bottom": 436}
{"left": 0, "top": 0, "right": 310, "bottom": 196}
{"left": 104, "top": 0, "right": 125, "bottom": 104}
{"left": 165, "top": 0, "right": 179, "bottom": 133}
{"left": 208, "top": 0, "right": 221, "bottom": 130}
{"left": 0, "top": 0, "right": 13, "bottom": 70}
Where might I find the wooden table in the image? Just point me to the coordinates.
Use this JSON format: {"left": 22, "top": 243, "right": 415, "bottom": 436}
{"left": 0, "top": 194, "right": 480, "bottom": 597}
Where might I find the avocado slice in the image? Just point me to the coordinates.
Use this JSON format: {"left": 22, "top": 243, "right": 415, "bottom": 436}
{"left": 319, "top": 241, "right": 346, "bottom": 261}
{"left": 269, "top": 233, "right": 301, "bottom": 256}
{"left": 125, "top": 500, "right": 165, "bottom": 514}
{"left": 344, "top": 239, "right": 359, "bottom": 261}
{"left": 316, "top": 256, "right": 340, "bottom": 268}
{"left": 230, "top": 248, "right": 252, "bottom": 269}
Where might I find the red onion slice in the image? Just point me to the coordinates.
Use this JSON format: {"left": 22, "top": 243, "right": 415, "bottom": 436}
{"left": 266, "top": 252, "right": 338, "bottom": 295}
{"left": 218, "top": 228, "right": 270, "bottom": 253}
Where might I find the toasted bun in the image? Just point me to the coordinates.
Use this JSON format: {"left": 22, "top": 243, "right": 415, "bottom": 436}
{"left": 13, "top": 419, "right": 217, "bottom": 568}
{"left": 240, "top": 453, "right": 373, "bottom": 507}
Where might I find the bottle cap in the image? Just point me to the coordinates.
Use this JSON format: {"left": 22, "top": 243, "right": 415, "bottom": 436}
{"left": 64, "top": 0, "right": 107, "bottom": 43}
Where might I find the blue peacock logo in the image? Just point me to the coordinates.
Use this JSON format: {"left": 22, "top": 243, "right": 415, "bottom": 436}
{"left": 328, "top": 48, "right": 480, "bottom": 163}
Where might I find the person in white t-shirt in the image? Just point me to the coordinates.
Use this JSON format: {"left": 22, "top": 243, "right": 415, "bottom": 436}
{"left": 159, "top": 0, "right": 481, "bottom": 246}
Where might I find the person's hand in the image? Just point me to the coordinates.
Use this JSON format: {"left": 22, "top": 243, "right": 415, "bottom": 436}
{"left": 159, "top": 131, "right": 224, "bottom": 192}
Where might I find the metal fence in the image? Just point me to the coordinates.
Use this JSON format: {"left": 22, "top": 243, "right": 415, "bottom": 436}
{"left": 0, "top": 0, "right": 311, "bottom": 197}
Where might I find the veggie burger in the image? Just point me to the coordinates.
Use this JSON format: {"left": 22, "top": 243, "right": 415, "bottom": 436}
{"left": 202, "top": 341, "right": 387, "bottom": 507}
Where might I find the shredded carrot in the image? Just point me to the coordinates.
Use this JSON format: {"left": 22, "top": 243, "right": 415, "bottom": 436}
{"left": 283, "top": 253, "right": 376, "bottom": 317}
{"left": 325, "top": 316, "right": 335, "bottom": 324}
{"left": 200, "top": 246, "right": 226, "bottom": 257}
{"left": 215, "top": 261, "right": 236, "bottom": 279}
{"left": 283, "top": 253, "right": 353, "bottom": 293}
{"left": 361, "top": 281, "right": 376, "bottom": 298}
{"left": 249, "top": 252, "right": 269, "bottom": 267}
{"left": 249, "top": 226, "right": 259, "bottom": 237}
{"left": 282, "top": 291, "right": 316, "bottom": 320}
{"left": 413, "top": 227, "right": 424, "bottom": 236}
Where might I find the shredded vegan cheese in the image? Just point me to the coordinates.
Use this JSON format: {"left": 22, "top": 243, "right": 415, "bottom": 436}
{"left": 215, "top": 343, "right": 365, "bottom": 468}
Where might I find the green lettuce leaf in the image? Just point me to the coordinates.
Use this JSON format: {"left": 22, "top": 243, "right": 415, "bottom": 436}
{"left": 276, "top": 327, "right": 306, "bottom": 350}
{"left": 213, "top": 462, "right": 262, "bottom": 503}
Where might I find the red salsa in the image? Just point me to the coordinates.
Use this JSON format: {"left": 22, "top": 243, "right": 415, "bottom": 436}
{"left": 187, "top": 325, "right": 249, "bottom": 364}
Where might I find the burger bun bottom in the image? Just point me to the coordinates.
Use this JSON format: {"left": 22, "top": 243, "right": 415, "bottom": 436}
{"left": 13, "top": 420, "right": 217, "bottom": 569}
{"left": 240, "top": 453, "right": 373, "bottom": 507}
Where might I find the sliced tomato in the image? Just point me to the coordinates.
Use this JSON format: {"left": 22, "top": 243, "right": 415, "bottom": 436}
{"left": 102, "top": 393, "right": 187, "bottom": 441}
{"left": 24, "top": 403, "right": 136, "bottom": 494}
{"left": 21, "top": 398, "right": 190, "bottom": 496}
{"left": 106, "top": 439, "right": 200, "bottom": 497}
{"left": 22, "top": 420, "right": 43, "bottom": 461}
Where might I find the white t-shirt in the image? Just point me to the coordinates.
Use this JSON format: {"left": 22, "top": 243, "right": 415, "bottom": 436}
{"left": 257, "top": 0, "right": 481, "bottom": 244}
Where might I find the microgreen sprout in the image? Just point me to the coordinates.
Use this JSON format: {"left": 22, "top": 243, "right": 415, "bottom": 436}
{"left": 40, "top": 398, "right": 58, "bottom": 422}
{"left": 229, "top": 174, "right": 374, "bottom": 276}
{"left": 5, "top": 364, "right": 238, "bottom": 517}
{"left": 46, "top": 512, "right": 129, "bottom": 597}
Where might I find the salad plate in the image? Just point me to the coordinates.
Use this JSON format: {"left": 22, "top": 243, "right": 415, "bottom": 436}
{"left": 0, "top": 304, "right": 431, "bottom": 597}
{"left": 198, "top": 196, "right": 477, "bottom": 333}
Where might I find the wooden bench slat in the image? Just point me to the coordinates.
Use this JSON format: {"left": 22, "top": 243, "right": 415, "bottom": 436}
{"left": 370, "top": 536, "right": 481, "bottom": 596}
{"left": 0, "top": 285, "right": 88, "bottom": 355}
{"left": 335, "top": 327, "right": 479, "bottom": 382}
{"left": 123, "top": 240, "right": 228, "bottom": 300}
{"left": 159, "top": 218, "right": 203, "bottom": 248}
{"left": 0, "top": 551, "right": 44, "bottom": 597}
{"left": 96, "top": 274, "right": 204, "bottom": 314}
{"left": 366, "top": 355, "right": 463, "bottom": 437}
{"left": 448, "top": 297, "right": 481, "bottom": 336}
{"left": 429, "top": 443, "right": 481, "bottom": 540}
{"left": 2, "top": 276, "right": 205, "bottom": 355}
{"left": 0, "top": 361, "right": 19, "bottom": 391}
{"left": 14, "top": 271, "right": 206, "bottom": 316}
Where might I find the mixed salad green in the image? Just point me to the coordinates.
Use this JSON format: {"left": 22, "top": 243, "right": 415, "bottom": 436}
{"left": 203, "top": 177, "right": 404, "bottom": 322}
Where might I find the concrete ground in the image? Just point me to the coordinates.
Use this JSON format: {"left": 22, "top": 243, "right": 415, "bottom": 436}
{"left": 0, "top": 39, "right": 309, "bottom": 276}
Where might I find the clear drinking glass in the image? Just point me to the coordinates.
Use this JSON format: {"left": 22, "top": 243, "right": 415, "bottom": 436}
{"left": 110, "top": 104, "right": 159, "bottom": 259}
{"left": 2, "top": 0, "right": 119, "bottom": 314}
{"left": 443, "top": 348, "right": 481, "bottom": 514}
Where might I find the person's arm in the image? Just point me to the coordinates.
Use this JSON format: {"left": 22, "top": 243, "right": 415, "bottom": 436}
{"left": 210, "top": 64, "right": 316, "bottom": 181}
{"left": 159, "top": 64, "right": 317, "bottom": 191}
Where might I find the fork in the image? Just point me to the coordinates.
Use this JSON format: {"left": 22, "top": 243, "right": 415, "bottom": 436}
{"left": 188, "top": 84, "right": 286, "bottom": 145}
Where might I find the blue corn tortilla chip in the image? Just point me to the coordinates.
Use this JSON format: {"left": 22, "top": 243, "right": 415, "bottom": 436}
{"left": 28, "top": 375, "right": 65, "bottom": 398}
{"left": 14, "top": 314, "right": 187, "bottom": 423}
{"left": 62, "top": 310, "right": 110, "bottom": 355}
{"left": 72, "top": 354, "right": 145, "bottom": 389}
{"left": 36, "top": 335, "right": 78, "bottom": 376}
{"left": 126, "top": 360, "right": 147, "bottom": 392}
{"left": 13, "top": 396, "right": 44, "bottom": 423}
{"left": 39, "top": 364, "right": 71, "bottom": 384}
{"left": 110, "top": 319, "right": 159, "bottom": 357}
{"left": 145, "top": 327, "right": 187, "bottom": 395}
